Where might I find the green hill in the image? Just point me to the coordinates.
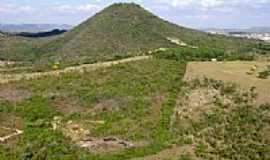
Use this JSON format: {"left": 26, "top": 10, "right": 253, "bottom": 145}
{"left": 0, "top": 3, "right": 269, "bottom": 159}
{"left": 0, "top": 36, "right": 37, "bottom": 61}
{"left": 0, "top": 33, "right": 56, "bottom": 62}
{"left": 35, "top": 3, "right": 263, "bottom": 65}
{"left": 37, "top": 3, "right": 182, "bottom": 64}
{"left": 0, "top": 3, "right": 268, "bottom": 67}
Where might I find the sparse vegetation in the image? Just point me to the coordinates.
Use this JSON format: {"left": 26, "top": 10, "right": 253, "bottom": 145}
{"left": 153, "top": 47, "right": 255, "bottom": 61}
{"left": 0, "top": 3, "right": 269, "bottom": 71}
{"left": 0, "top": 2, "right": 269, "bottom": 160}
{"left": 172, "top": 79, "right": 270, "bottom": 160}
{"left": 258, "top": 65, "right": 270, "bottom": 79}
{"left": 0, "top": 58, "right": 269, "bottom": 159}
{"left": 0, "top": 59, "right": 187, "bottom": 159}
{"left": 0, "top": 35, "right": 57, "bottom": 62}
{"left": 257, "top": 43, "right": 270, "bottom": 51}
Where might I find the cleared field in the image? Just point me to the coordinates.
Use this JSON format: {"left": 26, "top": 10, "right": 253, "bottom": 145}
{"left": 184, "top": 61, "right": 270, "bottom": 104}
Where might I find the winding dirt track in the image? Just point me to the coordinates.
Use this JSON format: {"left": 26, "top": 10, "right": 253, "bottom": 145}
{"left": 0, "top": 56, "right": 151, "bottom": 84}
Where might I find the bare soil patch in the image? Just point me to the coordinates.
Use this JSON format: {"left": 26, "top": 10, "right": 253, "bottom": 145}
{"left": 0, "top": 127, "right": 23, "bottom": 143}
{"left": 0, "top": 61, "right": 16, "bottom": 67}
{"left": 176, "top": 87, "right": 219, "bottom": 122}
{"left": 93, "top": 97, "right": 130, "bottom": 112}
{"left": 50, "top": 98, "right": 87, "bottom": 115}
{"left": 173, "top": 85, "right": 233, "bottom": 124}
{"left": 0, "top": 127, "right": 14, "bottom": 137}
{"left": 0, "top": 114, "right": 24, "bottom": 129}
{"left": 0, "top": 86, "right": 30, "bottom": 103}
{"left": 133, "top": 145, "right": 197, "bottom": 160}
{"left": 0, "top": 114, "right": 24, "bottom": 143}
{"left": 77, "top": 136, "right": 136, "bottom": 153}
{"left": 51, "top": 116, "right": 145, "bottom": 153}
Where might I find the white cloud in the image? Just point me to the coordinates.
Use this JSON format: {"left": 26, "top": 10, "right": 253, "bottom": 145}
{"left": 185, "top": 14, "right": 213, "bottom": 20}
{"left": 53, "top": 4, "right": 101, "bottom": 13}
{"left": 1, "top": 0, "right": 269, "bottom": 27}
{"left": 200, "top": 0, "right": 225, "bottom": 8}
{"left": 0, "top": 3, "right": 34, "bottom": 13}
{"left": 156, "top": 0, "right": 270, "bottom": 9}
{"left": 171, "top": 0, "right": 195, "bottom": 7}
{"left": 19, "top": 6, "right": 33, "bottom": 12}
{"left": 0, "top": 2, "right": 101, "bottom": 15}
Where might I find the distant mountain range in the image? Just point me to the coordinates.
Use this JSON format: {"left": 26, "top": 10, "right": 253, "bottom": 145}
{"left": 15, "top": 29, "right": 67, "bottom": 38}
{"left": 0, "top": 24, "right": 73, "bottom": 33}
{"left": 203, "top": 27, "right": 270, "bottom": 33}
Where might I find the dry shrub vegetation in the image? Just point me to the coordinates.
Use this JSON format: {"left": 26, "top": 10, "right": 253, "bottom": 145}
{"left": 0, "top": 59, "right": 187, "bottom": 159}
{"left": 0, "top": 4, "right": 270, "bottom": 157}
{"left": 0, "top": 57, "right": 269, "bottom": 160}
{"left": 172, "top": 79, "right": 270, "bottom": 160}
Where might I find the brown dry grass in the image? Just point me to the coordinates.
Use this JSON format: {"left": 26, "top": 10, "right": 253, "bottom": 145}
{"left": 50, "top": 98, "right": 87, "bottom": 115}
{"left": 0, "top": 113, "right": 24, "bottom": 144}
{"left": 132, "top": 145, "right": 197, "bottom": 160}
{"left": 52, "top": 117, "right": 145, "bottom": 154}
{"left": 0, "top": 114, "right": 24, "bottom": 130}
{"left": 0, "top": 85, "right": 30, "bottom": 103}
{"left": 184, "top": 61, "right": 270, "bottom": 104}
{"left": 175, "top": 87, "right": 220, "bottom": 122}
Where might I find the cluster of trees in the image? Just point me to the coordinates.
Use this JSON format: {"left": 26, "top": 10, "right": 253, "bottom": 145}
{"left": 153, "top": 47, "right": 255, "bottom": 61}
{"left": 256, "top": 43, "right": 270, "bottom": 51}
{"left": 16, "top": 29, "right": 67, "bottom": 38}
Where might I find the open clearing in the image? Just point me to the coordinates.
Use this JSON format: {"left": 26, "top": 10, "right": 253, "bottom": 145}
{"left": 184, "top": 61, "right": 270, "bottom": 104}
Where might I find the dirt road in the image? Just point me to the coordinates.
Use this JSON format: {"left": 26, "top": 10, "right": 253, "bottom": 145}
{"left": 0, "top": 56, "right": 151, "bottom": 84}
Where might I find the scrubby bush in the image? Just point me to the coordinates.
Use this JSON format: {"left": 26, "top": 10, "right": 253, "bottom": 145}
{"left": 173, "top": 78, "right": 270, "bottom": 160}
{"left": 258, "top": 65, "right": 270, "bottom": 79}
{"left": 256, "top": 43, "right": 270, "bottom": 51}
{"left": 258, "top": 70, "right": 269, "bottom": 79}
{"left": 17, "top": 97, "right": 57, "bottom": 122}
{"left": 153, "top": 47, "right": 255, "bottom": 61}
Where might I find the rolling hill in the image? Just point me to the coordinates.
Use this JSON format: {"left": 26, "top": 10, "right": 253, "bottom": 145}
{"left": 0, "top": 35, "right": 57, "bottom": 62}
{"left": 0, "top": 3, "right": 268, "bottom": 66}
{"left": 0, "top": 3, "right": 269, "bottom": 160}
{"left": 35, "top": 3, "right": 263, "bottom": 65}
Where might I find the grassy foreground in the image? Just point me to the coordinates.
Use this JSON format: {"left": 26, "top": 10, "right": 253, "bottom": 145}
{"left": 0, "top": 58, "right": 269, "bottom": 160}
{"left": 0, "top": 59, "right": 186, "bottom": 159}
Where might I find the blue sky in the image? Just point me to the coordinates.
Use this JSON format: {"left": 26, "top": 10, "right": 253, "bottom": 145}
{"left": 0, "top": 0, "right": 270, "bottom": 29}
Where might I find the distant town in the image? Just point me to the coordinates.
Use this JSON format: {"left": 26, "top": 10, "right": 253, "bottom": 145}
{"left": 204, "top": 27, "right": 270, "bottom": 43}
